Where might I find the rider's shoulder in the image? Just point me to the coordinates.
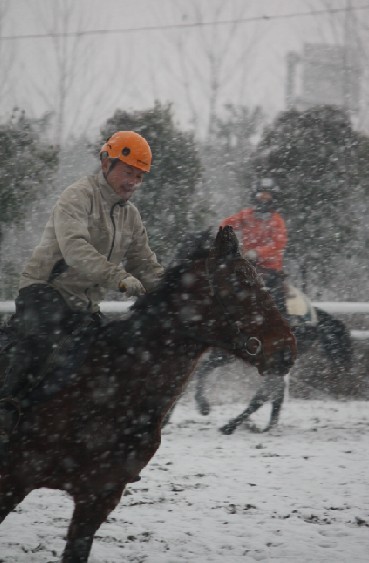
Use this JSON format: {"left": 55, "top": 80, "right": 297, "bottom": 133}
{"left": 53, "top": 176, "right": 98, "bottom": 216}
{"left": 59, "top": 175, "right": 97, "bottom": 200}
{"left": 71, "top": 174, "right": 98, "bottom": 191}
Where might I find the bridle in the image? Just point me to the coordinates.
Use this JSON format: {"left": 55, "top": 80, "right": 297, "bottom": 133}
{"left": 204, "top": 258, "right": 263, "bottom": 357}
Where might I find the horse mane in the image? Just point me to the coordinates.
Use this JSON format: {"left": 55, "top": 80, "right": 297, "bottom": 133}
{"left": 132, "top": 229, "right": 214, "bottom": 312}
{"left": 170, "top": 228, "right": 214, "bottom": 262}
{"left": 98, "top": 230, "right": 215, "bottom": 348}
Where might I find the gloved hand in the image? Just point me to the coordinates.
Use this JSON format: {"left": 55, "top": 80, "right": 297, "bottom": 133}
{"left": 119, "top": 276, "right": 146, "bottom": 297}
{"left": 245, "top": 249, "right": 258, "bottom": 263}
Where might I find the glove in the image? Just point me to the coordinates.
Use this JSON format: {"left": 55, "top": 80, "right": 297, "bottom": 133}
{"left": 245, "top": 249, "right": 258, "bottom": 262}
{"left": 119, "top": 276, "right": 146, "bottom": 297}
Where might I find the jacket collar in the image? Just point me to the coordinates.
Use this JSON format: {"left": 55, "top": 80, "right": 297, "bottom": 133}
{"left": 97, "top": 170, "right": 127, "bottom": 207}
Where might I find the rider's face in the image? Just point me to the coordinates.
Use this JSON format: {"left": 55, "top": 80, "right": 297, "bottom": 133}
{"left": 255, "top": 191, "right": 273, "bottom": 204}
{"left": 254, "top": 191, "right": 274, "bottom": 214}
{"left": 102, "top": 159, "right": 145, "bottom": 201}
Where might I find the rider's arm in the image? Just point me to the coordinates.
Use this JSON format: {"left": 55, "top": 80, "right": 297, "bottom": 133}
{"left": 219, "top": 209, "right": 246, "bottom": 231}
{"left": 123, "top": 214, "right": 164, "bottom": 291}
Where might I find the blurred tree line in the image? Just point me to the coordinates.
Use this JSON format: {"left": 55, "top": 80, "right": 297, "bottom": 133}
{"left": 0, "top": 102, "right": 368, "bottom": 300}
{"left": 0, "top": 110, "right": 58, "bottom": 297}
{"left": 0, "top": 109, "right": 58, "bottom": 245}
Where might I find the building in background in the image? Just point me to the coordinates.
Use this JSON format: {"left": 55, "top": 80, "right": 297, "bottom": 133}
{"left": 285, "top": 43, "right": 361, "bottom": 118}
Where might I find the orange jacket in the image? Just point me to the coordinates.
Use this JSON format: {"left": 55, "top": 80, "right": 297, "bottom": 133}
{"left": 220, "top": 208, "right": 287, "bottom": 271}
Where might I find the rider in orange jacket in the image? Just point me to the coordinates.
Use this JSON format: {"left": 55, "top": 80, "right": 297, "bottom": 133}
{"left": 220, "top": 178, "right": 288, "bottom": 315}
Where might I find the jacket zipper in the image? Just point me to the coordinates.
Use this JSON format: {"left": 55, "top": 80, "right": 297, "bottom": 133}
{"left": 86, "top": 201, "right": 124, "bottom": 308}
{"left": 107, "top": 201, "right": 123, "bottom": 261}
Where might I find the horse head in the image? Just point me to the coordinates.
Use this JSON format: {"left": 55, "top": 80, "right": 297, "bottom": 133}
{"left": 170, "top": 226, "right": 297, "bottom": 376}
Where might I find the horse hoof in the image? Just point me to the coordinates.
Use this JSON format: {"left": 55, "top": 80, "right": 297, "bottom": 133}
{"left": 219, "top": 423, "right": 236, "bottom": 435}
{"left": 196, "top": 399, "right": 210, "bottom": 416}
{"left": 262, "top": 424, "right": 277, "bottom": 433}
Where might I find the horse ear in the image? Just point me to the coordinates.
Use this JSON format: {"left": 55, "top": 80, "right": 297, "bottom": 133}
{"left": 213, "top": 226, "right": 241, "bottom": 258}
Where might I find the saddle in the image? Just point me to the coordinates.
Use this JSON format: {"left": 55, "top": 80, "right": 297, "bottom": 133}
{"left": 0, "top": 320, "right": 99, "bottom": 408}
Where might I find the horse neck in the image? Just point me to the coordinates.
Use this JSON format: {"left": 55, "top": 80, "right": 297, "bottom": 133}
{"left": 100, "top": 303, "right": 210, "bottom": 411}
{"left": 129, "top": 302, "right": 208, "bottom": 361}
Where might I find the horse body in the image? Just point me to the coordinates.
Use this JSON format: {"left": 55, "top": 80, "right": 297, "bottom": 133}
{"left": 0, "top": 315, "right": 205, "bottom": 561}
{"left": 0, "top": 227, "right": 296, "bottom": 562}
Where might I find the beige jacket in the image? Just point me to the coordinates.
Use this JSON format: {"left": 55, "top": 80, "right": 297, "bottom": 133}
{"left": 20, "top": 171, "right": 164, "bottom": 312}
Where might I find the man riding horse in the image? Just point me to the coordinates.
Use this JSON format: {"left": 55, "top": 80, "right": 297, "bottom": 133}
{"left": 220, "top": 177, "right": 288, "bottom": 316}
{"left": 0, "top": 131, "right": 164, "bottom": 456}
{"left": 218, "top": 177, "right": 290, "bottom": 433}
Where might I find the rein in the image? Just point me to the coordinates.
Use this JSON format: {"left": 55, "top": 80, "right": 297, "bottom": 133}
{"left": 205, "top": 258, "right": 262, "bottom": 357}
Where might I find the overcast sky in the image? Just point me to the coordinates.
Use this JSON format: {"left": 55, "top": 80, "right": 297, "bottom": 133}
{"left": 1, "top": 0, "right": 368, "bottom": 142}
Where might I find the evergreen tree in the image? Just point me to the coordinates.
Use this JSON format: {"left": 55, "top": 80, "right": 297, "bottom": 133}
{"left": 0, "top": 109, "right": 58, "bottom": 248}
{"left": 251, "top": 105, "right": 369, "bottom": 292}
{"left": 96, "top": 102, "right": 203, "bottom": 264}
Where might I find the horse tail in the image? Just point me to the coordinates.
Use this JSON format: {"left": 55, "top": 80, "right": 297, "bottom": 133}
{"left": 315, "top": 307, "right": 352, "bottom": 373}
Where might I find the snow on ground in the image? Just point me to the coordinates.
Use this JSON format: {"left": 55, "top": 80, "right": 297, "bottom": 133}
{"left": 0, "top": 397, "right": 368, "bottom": 563}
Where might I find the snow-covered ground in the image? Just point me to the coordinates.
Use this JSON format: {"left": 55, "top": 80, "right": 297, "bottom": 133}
{"left": 0, "top": 397, "right": 368, "bottom": 563}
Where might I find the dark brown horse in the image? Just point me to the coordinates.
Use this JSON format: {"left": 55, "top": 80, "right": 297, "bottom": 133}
{"left": 0, "top": 226, "right": 296, "bottom": 562}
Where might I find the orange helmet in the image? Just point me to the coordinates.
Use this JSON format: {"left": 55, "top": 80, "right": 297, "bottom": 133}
{"left": 100, "top": 131, "right": 152, "bottom": 172}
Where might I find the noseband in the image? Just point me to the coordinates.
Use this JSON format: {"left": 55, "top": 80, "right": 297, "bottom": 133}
{"left": 204, "top": 258, "right": 262, "bottom": 357}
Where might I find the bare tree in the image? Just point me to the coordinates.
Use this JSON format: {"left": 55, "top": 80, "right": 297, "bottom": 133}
{"left": 5, "top": 1, "right": 135, "bottom": 149}
{"left": 151, "top": 0, "right": 263, "bottom": 140}
{"left": 21, "top": 0, "right": 106, "bottom": 146}
{"left": 0, "top": 0, "right": 17, "bottom": 112}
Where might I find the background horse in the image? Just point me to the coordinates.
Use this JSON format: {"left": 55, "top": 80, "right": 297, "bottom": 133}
{"left": 192, "top": 283, "right": 352, "bottom": 433}
{"left": 0, "top": 226, "right": 296, "bottom": 563}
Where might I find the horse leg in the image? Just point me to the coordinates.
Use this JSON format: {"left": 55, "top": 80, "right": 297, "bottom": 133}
{"left": 195, "top": 349, "right": 230, "bottom": 416}
{"left": 219, "top": 386, "right": 269, "bottom": 435}
{"left": 262, "top": 376, "right": 286, "bottom": 432}
{"left": 61, "top": 485, "right": 125, "bottom": 563}
{"left": 316, "top": 308, "right": 352, "bottom": 373}
{"left": 315, "top": 308, "right": 353, "bottom": 395}
{"left": 263, "top": 395, "right": 284, "bottom": 432}
{"left": 195, "top": 365, "right": 211, "bottom": 416}
{"left": 0, "top": 474, "right": 27, "bottom": 523}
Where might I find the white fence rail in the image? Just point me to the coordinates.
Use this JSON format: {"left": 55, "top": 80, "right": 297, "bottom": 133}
{"left": 0, "top": 301, "right": 368, "bottom": 340}
{"left": 0, "top": 301, "right": 134, "bottom": 314}
{"left": 311, "top": 302, "right": 369, "bottom": 314}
